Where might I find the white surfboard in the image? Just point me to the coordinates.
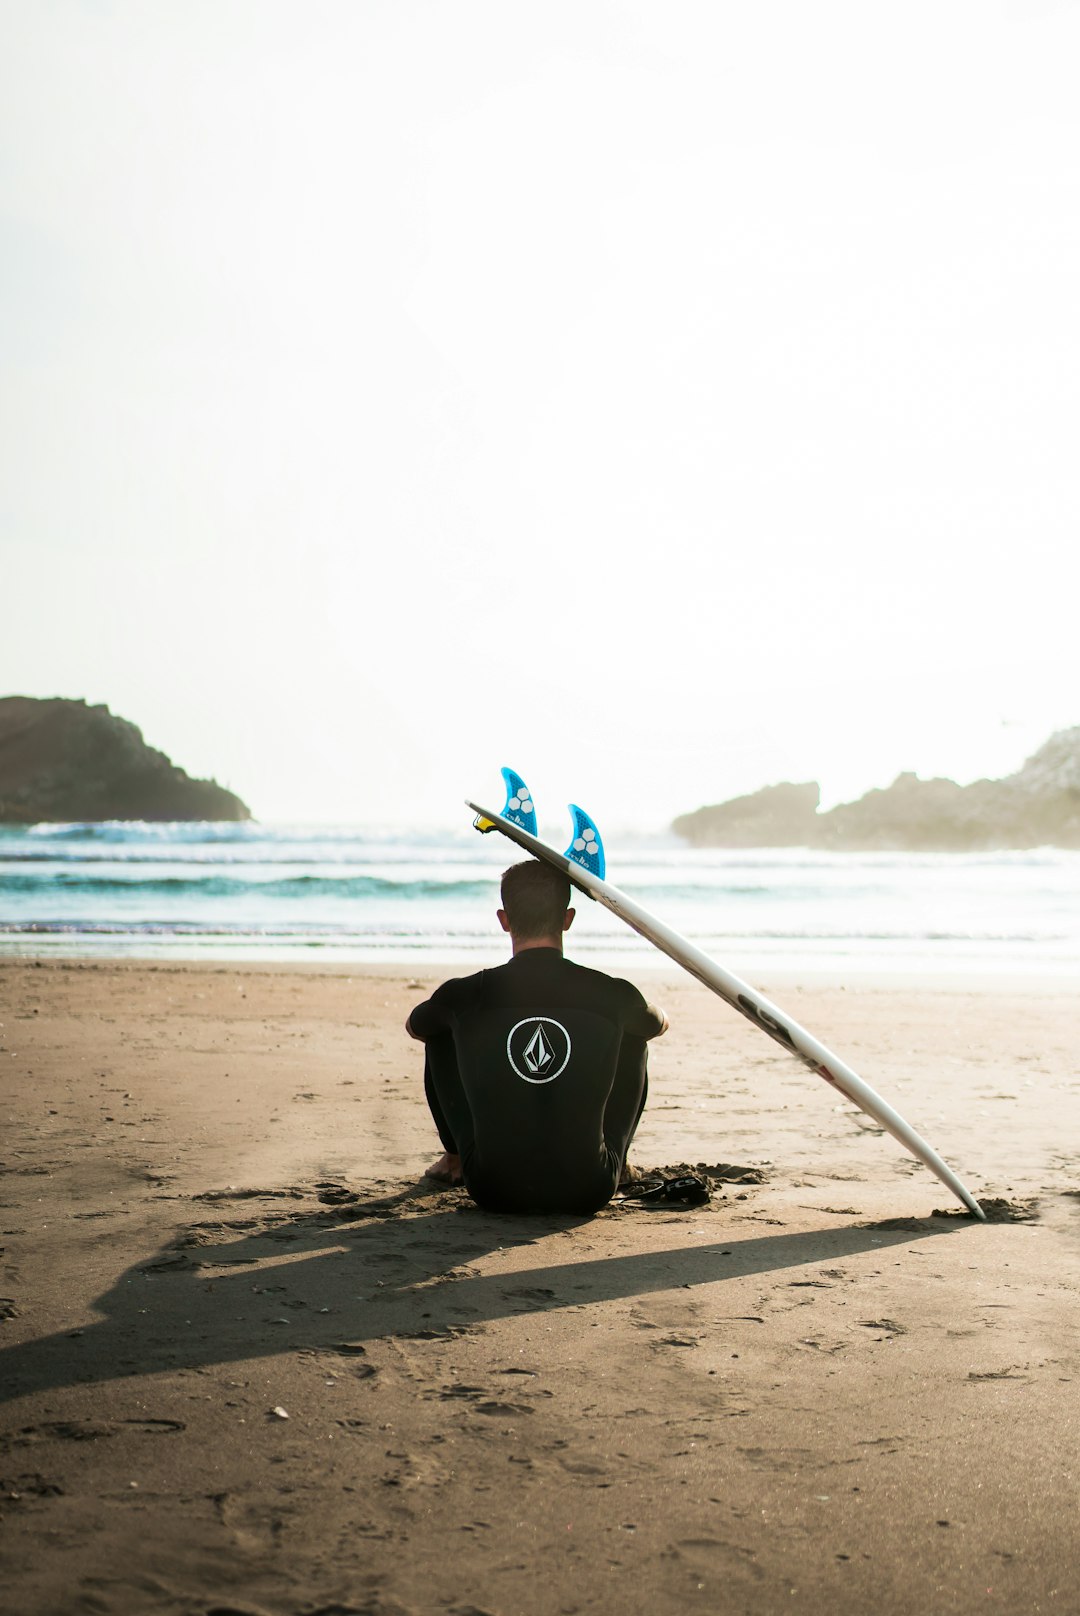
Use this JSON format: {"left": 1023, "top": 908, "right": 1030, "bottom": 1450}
{"left": 469, "top": 770, "right": 985, "bottom": 1220}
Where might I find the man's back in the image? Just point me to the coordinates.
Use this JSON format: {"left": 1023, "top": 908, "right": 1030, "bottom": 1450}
{"left": 409, "top": 949, "right": 665, "bottom": 1213}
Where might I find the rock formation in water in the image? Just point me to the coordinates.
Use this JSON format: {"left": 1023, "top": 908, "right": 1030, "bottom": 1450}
{"left": 0, "top": 696, "right": 252, "bottom": 823}
{"left": 672, "top": 729, "right": 1080, "bottom": 851}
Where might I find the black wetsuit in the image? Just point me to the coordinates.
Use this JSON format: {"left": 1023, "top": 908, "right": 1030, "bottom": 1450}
{"left": 408, "top": 949, "right": 666, "bottom": 1215}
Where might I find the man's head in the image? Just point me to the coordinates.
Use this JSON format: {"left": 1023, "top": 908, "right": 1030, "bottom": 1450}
{"left": 498, "top": 859, "right": 575, "bottom": 950}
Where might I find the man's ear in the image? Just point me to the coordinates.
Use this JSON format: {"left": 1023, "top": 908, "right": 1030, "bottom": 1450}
{"left": 497, "top": 909, "right": 511, "bottom": 933}
{"left": 563, "top": 907, "right": 575, "bottom": 932}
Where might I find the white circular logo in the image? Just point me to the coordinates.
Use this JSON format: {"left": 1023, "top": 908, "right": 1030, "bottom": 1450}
{"left": 506, "top": 1016, "right": 572, "bottom": 1084}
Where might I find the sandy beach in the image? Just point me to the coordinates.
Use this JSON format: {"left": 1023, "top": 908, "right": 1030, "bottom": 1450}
{"left": 1, "top": 957, "right": 1077, "bottom": 1615}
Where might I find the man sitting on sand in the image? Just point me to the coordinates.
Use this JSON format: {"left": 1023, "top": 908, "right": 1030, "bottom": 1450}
{"left": 406, "top": 858, "right": 668, "bottom": 1214}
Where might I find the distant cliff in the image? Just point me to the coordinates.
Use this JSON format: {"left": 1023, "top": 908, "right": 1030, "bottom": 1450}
{"left": 0, "top": 697, "right": 252, "bottom": 823}
{"left": 673, "top": 729, "right": 1080, "bottom": 851}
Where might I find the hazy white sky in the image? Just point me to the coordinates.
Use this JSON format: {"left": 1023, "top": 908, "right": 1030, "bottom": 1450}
{"left": 2, "top": 0, "right": 1078, "bottom": 827}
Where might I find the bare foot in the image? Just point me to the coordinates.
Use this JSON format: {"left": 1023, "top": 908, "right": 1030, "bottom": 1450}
{"left": 425, "top": 1151, "right": 462, "bottom": 1185}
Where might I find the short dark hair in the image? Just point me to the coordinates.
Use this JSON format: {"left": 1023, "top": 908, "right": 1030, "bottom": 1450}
{"left": 500, "top": 859, "right": 571, "bottom": 940}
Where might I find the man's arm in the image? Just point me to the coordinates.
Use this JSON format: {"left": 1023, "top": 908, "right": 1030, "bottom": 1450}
{"left": 405, "top": 1000, "right": 438, "bottom": 1042}
{"left": 405, "top": 980, "right": 458, "bottom": 1043}
{"left": 621, "top": 981, "right": 668, "bottom": 1040}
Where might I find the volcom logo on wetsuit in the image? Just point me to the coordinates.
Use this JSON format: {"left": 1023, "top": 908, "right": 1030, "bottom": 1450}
{"left": 506, "top": 1017, "right": 572, "bottom": 1084}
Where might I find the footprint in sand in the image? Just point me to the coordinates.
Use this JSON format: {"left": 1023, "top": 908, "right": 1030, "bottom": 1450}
{"left": 0, "top": 1418, "right": 185, "bottom": 1449}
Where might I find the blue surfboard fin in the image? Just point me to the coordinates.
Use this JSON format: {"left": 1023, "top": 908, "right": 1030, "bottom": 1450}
{"left": 499, "top": 767, "right": 538, "bottom": 836}
{"left": 564, "top": 804, "right": 606, "bottom": 880}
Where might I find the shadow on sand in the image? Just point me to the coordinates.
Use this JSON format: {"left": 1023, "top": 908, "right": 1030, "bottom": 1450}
{"left": 0, "top": 1178, "right": 973, "bottom": 1411}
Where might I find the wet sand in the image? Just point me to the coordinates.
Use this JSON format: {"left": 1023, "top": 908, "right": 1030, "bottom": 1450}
{"left": 1, "top": 958, "right": 1078, "bottom": 1615}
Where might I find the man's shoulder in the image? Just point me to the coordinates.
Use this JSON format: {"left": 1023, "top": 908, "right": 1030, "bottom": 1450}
{"left": 429, "top": 968, "right": 487, "bottom": 1003}
{"left": 560, "top": 956, "right": 647, "bottom": 1002}
{"left": 406, "top": 966, "right": 492, "bottom": 1040}
{"left": 561, "top": 957, "right": 667, "bottom": 1037}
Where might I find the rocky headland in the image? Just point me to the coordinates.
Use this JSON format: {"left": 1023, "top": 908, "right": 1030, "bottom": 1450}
{"left": 0, "top": 696, "right": 251, "bottom": 823}
{"left": 673, "top": 728, "right": 1080, "bottom": 851}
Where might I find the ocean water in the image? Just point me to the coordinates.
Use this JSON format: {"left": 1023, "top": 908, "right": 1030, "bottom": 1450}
{"left": 1, "top": 821, "right": 1077, "bottom": 980}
